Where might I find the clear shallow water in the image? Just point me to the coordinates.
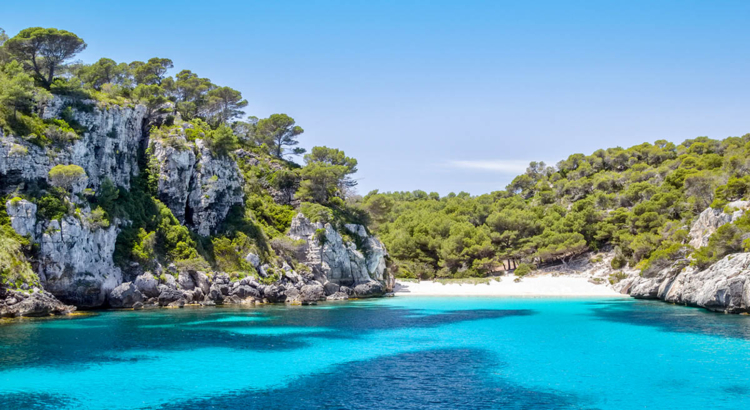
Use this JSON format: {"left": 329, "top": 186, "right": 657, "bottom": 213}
{"left": 1, "top": 297, "right": 750, "bottom": 409}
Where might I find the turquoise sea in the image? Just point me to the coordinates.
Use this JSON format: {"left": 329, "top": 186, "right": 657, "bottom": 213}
{"left": 2, "top": 296, "right": 750, "bottom": 409}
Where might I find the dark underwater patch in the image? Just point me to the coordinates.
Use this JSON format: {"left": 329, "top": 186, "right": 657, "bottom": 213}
{"left": 153, "top": 348, "right": 597, "bottom": 410}
{"left": 0, "top": 392, "right": 76, "bottom": 409}
{"left": 0, "top": 304, "right": 533, "bottom": 371}
{"left": 589, "top": 299, "right": 750, "bottom": 340}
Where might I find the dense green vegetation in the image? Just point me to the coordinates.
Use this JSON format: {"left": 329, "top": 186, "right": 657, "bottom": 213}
{"left": 2, "top": 25, "right": 749, "bottom": 288}
{"left": 361, "top": 137, "right": 750, "bottom": 279}
{"left": 0, "top": 26, "right": 367, "bottom": 287}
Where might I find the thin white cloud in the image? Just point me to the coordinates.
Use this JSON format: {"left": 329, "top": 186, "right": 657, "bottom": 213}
{"left": 448, "top": 159, "right": 532, "bottom": 173}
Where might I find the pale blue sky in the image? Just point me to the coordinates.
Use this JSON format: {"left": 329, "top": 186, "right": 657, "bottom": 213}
{"left": 3, "top": 0, "right": 750, "bottom": 195}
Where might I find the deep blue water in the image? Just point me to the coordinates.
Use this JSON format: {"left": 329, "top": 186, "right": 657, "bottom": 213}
{"left": 2, "top": 297, "right": 750, "bottom": 409}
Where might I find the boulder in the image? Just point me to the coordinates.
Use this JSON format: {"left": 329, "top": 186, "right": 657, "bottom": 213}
{"left": 0, "top": 289, "right": 75, "bottom": 317}
{"left": 208, "top": 284, "right": 224, "bottom": 303}
{"left": 108, "top": 282, "right": 145, "bottom": 308}
{"left": 244, "top": 253, "right": 261, "bottom": 269}
{"left": 323, "top": 282, "right": 340, "bottom": 296}
{"left": 162, "top": 274, "right": 177, "bottom": 289}
{"left": 285, "top": 286, "right": 301, "bottom": 304}
{"left": 234, "top": 285, "right": 261, "bottom": 300}
{"left": 177, "top": 272, "right": 195, "bottom": 290}
{"left": 190, "top": 270, "right": 211, "bottom": 294}
{"left": 299, "top": 283, "right": 325, "bottom": 305}
{"left": 134, "top": 273, "right": 160, "bottom": 298}
{"left": 158, "top": 288, "right": 185, "bottom": 306}
{"left": 354, "top": 281, "right": 385, "bottom": 298}
{"left": 262, "top": 284, "right": 286, "bottom": 303}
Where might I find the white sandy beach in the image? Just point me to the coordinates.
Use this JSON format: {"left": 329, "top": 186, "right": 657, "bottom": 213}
{"left": 394, "top": 275, "right": 624, "bottom": 297}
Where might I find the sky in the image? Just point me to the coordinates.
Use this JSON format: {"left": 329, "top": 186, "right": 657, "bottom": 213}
{"left": 3, "top": 0, "right": 750, "bottom": 195}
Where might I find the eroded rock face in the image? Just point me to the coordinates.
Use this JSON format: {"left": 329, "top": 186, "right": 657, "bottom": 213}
{"left": 0, "top": 96, "right": 146, "bottom": 192}
{"left": 151, "top": 128, "right": 244, "bottom": 236}
{"left": 288, "top": 213, "right": 389, "bottom": 289}
{"left": 37, "top": 211, "right": 122, "bottom": 307}
{"left": 661, "top": 253, "right": 750, "bottom": 313}
{"left": 688, "top": 201, "right": 750, "bottom": 249}
{"left": 5, "top": 199, "right": 37, "bottom": 237}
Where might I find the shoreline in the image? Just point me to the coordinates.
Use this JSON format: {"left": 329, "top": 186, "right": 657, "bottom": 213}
{"left": 393, "top": 275, "right": 625, "bottom": 297}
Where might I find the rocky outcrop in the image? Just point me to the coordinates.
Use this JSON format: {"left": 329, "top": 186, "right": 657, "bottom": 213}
{"left": 288, "top": 213, "right": 389, "bottom": 296}
{"left": 688, "top": 201, "right": 750, "bottom": 249}
{"left": 0, "top": 99, "right": 392, "bottom": 316}
{"left": 0, "top": 96, "right": 146, "bottom": 193}
{"left": 620, "top": 254, "right": 750, "bottom": 313}
{"left": 5, "top": 199, "right": 122, "bottom": 308}
{"left": 151, "top": 125, "right": 244, "bottom": 236}
{"left": 0, "top": 288, "right": 75, "bottom": 317}
{"left": 5, "top": 198, "right": 37, "bottom": 236}
{"left": 610, "top": 202, "right": 750, "bottom": 313}
{"left": 37, "top": 211, "right": 122, "bottom": 307}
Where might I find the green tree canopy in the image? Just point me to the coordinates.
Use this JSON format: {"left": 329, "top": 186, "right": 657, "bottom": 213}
{"left": 255, "top": 114, "right": 304, "bottom": 158}
{"left": 48, "top": 164, "right": 87, "bottom": 193}
{"left": 5, "top": 27, "right": 86, "bottom": 87}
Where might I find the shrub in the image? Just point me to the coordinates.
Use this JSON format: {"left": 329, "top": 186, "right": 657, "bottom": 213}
{"left": 314, "top": 228, "right": 328, "bottom": 245}
{"left": 514, "top": 263, "right": 534, "bottom": 277}
{"left": 610, "top": 254, "right": 627, "bottom": 270}
{"left": 36, "top": 192, "right": 67, "bottom": 220}
{"left": 300, "top": 202, "right": 333, "bottom": 223}
{"left": 87, "top": 206, "right": 110, "bottom": 230}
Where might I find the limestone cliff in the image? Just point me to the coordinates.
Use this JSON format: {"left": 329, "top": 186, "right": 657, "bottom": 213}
{"left": 288, "top": 213, "right": 390, "bottom": 297}
{"left": 150, "top": 124, "right": 244, "bottom": 236}
{"left": 0, "top": 98, "right": 392, "bottom": 317}
{"left": 0, "top": 96, "right": 146, "bottom": 193}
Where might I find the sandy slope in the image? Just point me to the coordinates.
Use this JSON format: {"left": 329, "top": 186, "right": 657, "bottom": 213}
{"left": 394, "top": 275, "right": 624, "bottom": 297}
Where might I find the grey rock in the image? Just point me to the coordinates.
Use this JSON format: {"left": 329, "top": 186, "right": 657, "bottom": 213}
{"left": 177, "top": 271, "right": 195, "bottom": 290}
{"left": 162, "top": 274, "right": 177, "bottom": 289}
{"left": 299, "top": 283, "right": 325, "bottom": 305}
{"left": 208, "top": 284, "right": 224, "bottom": 303}
{"left": 1, "top": 96, "right": 147, "bottom": 192}
{"left": 190, "top": 270, "right": 211, "bottom": 295}
{"left": 192, "top": 287, "right": 204, "bottom": 302}
{"left": 262, "top": 284, "right": 286, "bottom": 303}
{"left": 323, "top": 282, "right": 340, "bottom": 296}
{"left": 108, "top": 282, "right": 144, "bottom": 308}
{"left": 688, "top": 201, "right": 750, "bottom": 249}
{"left": 158, "top": 288, "right": 184, "bottom": 306}
{"left": 5, "top": 199, "right": 37, "bottom": 238}
{"left": 284, "top": 287, "right": 301, "bottom": 304}
{"left": 340, "top": 286, "right": 353, "bottom": 297}
{"left": 234, "top": 285, "right": 261, "bottom": 300}
{"left": 167, "top": 299, "right": 186, "bottom": 308}
{"left": 0, "top": 289, "right": 75, "bottom": 317}
{"left": 244, "top": 253, "right": 261, "bottom": 269}
{"left": 353, "top": 281, "right": 385, "bottom": 298}
{"left": 36, "top": 213, "right": 123, "bottom": 307}
{"left": 132, "top": 302, "right": 144, "bottom": 310}
{"left": 288, "top": 213, "right": 389, "bottom": 288}
{"left": 134, "top": 273, "right": 160, "bottom": 298}
{"left": 151, "top": 132, "right": 244, "bottom": 236}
